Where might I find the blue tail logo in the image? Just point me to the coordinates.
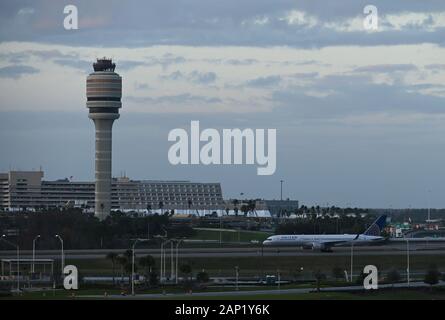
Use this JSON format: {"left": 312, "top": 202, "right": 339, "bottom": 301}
{"left": 363, "top": 215, "right": 387, "bottom": 236}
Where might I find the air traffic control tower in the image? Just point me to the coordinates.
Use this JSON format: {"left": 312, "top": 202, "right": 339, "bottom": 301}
{"left": 86, "top": 58, "right": 122, "bottom": 220}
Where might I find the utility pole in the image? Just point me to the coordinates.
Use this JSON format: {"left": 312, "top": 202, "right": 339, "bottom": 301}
{"left": 175, "top": 240, "right": 184, "bottom": 284}
{"left": 219, "top": 214, "right": 222, "bottom": 246}
{"left": 32, "top": 235, "right": 41, "bottom": 274}
{"left": 55, "top": 235, "right": 64, "bottom": 276}
{"left": 350, "top": 241, "right": 354, "bottom": 282}
{"left": 132, "top": 238, "right": 149, "bottom": 295}
{"left": 277, "top": 269, "right": 281, "bottom": 291}
{"left": 407, "top": 240, "right": 410, "bottom": 286}
{"left": 235, "top": 266, "right": 239, "bottom": 291}
{"left": 170, "top": 242, "right": 174, "bottom": 281}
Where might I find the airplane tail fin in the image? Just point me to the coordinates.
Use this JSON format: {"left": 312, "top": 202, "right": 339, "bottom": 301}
{"left": 363, "top": 215, "right": 387, "bottom": 236}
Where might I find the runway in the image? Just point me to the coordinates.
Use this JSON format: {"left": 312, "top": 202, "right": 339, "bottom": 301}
{"left": 1, "top": 243, "right": 445, "bottom": 260}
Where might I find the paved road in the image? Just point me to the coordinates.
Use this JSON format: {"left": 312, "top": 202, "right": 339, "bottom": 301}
{"left": 1, "top": 244, "right": 445, "bottom": 260}
{"left": 83, "top": 281, "right": 445, "bottom": 299}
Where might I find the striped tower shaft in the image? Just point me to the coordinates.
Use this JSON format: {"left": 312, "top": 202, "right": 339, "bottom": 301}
{"left": 93, "top": 118, "right": 116, "bottom": 220}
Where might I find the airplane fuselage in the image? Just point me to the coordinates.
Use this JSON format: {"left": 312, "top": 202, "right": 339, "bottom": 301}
{"left": 263, "top": 234, "right": 384, "bottom": 248}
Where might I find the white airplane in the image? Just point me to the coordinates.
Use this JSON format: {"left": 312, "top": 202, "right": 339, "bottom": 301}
{"left": 262, "top": 215, "right": 387, "bottom": 252}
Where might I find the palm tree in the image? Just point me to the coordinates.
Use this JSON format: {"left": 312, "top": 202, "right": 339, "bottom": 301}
{"left": 114, "top": 250, "right": 134, "bottom": 285}
{"left": 424, "top": 264, "right": 441, "bottom": 291}
{"left": 248, "top": 200, "right": 257, "bottom": 217}
{"left": 124, "top": 249, "right": 133, "bottom": 261}
{"left": 313, "top": 270, "right": 326, "bottom": 292}
{"left": 180, "top": 263, "right": 193, "bottom": 282}
{"left": 139, "top": 255, "right": 156, "bottom": 283}
{"left": 331, "top": 266, "right": 344, "bottom": 282}
{"left": 116, "top": 255, "right": 128, "bottom": 284}
{"left": 106, "top": 252, "right": 118, "bottom": 285}
{"left": 232, "top": 199, "right": 239, "bottom": 216}
{"left": 241, "top": 204, "right": 249, "bottom": 216}
{"left": 386, "top": 269, "right": 401, "bottom": 289}
{"left": 188, "top": 199, "right": 192, "bottom": 215}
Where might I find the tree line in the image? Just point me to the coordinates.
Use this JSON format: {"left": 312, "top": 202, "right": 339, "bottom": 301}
{"left": 0, "top": 209, "right": 195, "bottom": 250}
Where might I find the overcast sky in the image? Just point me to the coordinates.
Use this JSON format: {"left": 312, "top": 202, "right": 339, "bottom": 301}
{"left": 1, "top": 0, "right": 445, "bottom": 208}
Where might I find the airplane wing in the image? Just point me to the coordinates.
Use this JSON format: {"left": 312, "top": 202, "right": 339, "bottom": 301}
{"left": 307, "top": 234, "right": 359, "bottom": 248}
{"left": 304, "top": 240, "right": 351, "bottom": 251}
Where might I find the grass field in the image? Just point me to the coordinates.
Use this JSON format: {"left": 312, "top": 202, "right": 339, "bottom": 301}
{"left": 167, "top": 289, "right": 445, "bottom": 300}
{"left": 70, "top": 253, "right": 445, "bottom": 279}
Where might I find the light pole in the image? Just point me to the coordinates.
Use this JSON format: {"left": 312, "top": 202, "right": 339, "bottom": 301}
{"left": 277, "top": 269, "right": 281, "bottom": 291}
{"left": 427, "top": 189, "right": 432, "bottom": 222}
{"left": 55, "top": 235, "right": 64, "bottom": 276}
{"left": 235, "top": 266, "right": 239, "bottom": 291}
{"left": 219, "top": 213, "right": 223, "bottom": 246}
{"left": 175, "top": 239, "right": 184, "bottom": 284}
{"left": 131, "top": 238, "right": 149, "bottom": 296}
{"left": 160, "top": 239, "right": 171, "bottom": 283}
{"left": 32, "top": 235, "right": 40, "bottom": 274}
{"left": 350, "top": 241, "right": 354, "bottom": 282}
{"left": 280, "top": 180, "right": 283, "bottom": 201}
{"left": 1, "top": 235, "right": 20, "bottom": 292}
{"left": 160, "top": 241, "right": 163, "bottom": 284}
{"left": 170, "top": 241, "right": 174, "bottom": 281}
{"left": 406, "top": 239, "right": 410, "bottom": 286}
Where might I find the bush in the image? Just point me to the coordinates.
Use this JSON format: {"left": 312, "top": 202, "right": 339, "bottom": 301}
{"left": 313, "top": 270, "right": 326, "bottom": 292}
{"left": 331, "top": 266, "right": 344, "bottom": 281}
{"left": 196, "top": 271, "right": 210, "bottom": 283}
{"left": 385, "top": 269, "right": 401, "bottom": 286}
{"left": 424, "top": 265, "right": 441, "bottom": 289}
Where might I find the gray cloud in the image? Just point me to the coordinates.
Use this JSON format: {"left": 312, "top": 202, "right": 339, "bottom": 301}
{"left": 189, "top": 71, "right": 217, "bottom": 84}
{"left": 1, "top": 1, "right": 445, "bottom": 48}
{"left": 272, "top": 73, "right": 445, "bottom": 120}
{"left": 160, "top": 70, "right": 217, "bottom": 84}
{"left": 425, "top": 64, "right": 445, "bottom": 70}
{"left": 160, "top": 71, "right": 184, "bottom": 81}
{"left": 245, "top": 75, "right": 282, "bottom": 87}
{"left": 118, "top": 60, "right": 148, "bottom": 71}
{"left": 144, "top": 54, "right": 187, "bottom": 70}
{"left": 225, "top": 59, "right": 259, "bottom": 65}
{"left": 0, "top": 49, "right": 76, "bottom": 64}
{"left": 0, "top": 64, "right": 39, "bottom": 79}
{"left": 353, "top": 64, "right": 418, "bottom": 73}
{"left": 52, "top": 59, "right": 91, "bottom": 72}
{"left": 290, "top": 72, "right": 319, "bottom": 79}
{"left": 127, "top": 93, "right": 222, "bottom": 105}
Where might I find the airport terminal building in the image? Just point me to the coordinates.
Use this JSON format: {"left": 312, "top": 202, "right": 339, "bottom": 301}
{"left": 0, "top": 171, "right": 224, "bottom": 211}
